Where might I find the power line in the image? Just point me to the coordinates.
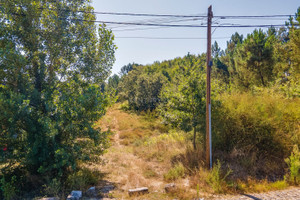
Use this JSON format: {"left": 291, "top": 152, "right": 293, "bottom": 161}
{"left": 70, "top": 19, "right": 291, "bottom": 28}
{"left": 214, "top": 14, "right": 292, "bottom": 19}
{"left": 108, "top": 17, "right": 205, "bottom": 30}
{"left": 91, "top": 11, "right": 206, "bottom": 18}
{"left": 4, "top": 5, "right": 294, "bottom": 19}
{"left": 34, "top": 7, "right": 206, "bottom": 18}
{"left": 115, "top": 36, "right": 230, "bottom": 40}
{"left": 2, "top": 9, "right": 296, "bottom": 29}
{"left": 46, "top": 8, "right": 293, "bottom": 19}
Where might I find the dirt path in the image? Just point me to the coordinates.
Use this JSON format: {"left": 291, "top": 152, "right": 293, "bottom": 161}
{"left": 96, "top": 108, "right": 170, "bottom": 199}
{"left": 96, "top": 107, "right": 300, "bottom": 200}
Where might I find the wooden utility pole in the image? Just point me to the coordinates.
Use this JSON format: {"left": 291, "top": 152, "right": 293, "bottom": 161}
{"left": 206, "top": 5, "right": 213, "bottom": 169}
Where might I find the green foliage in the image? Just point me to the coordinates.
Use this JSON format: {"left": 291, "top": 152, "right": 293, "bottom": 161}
{"left": 233, "top": 29, "right": 276, "bottom": 88}
{"left": 107, "top": 74, "right": 120, "bottom": 91}
{"left": 118, "top": 67, "right": 166, "bottom": 111}
{"left": 66, "top": 168, "right": 103, "bottom": 191}
{"left": 211, "top": 90, "right": 300, "bottom": 179}
{"left": 273, "top": 8, "right": 300, "bottom": 98}
{"left": 214, "top": 92, "right": 300, "bottom": 156}
{"left": 115, "top": 8, "right": 300, "bottom": 180}
{"left": 144, "top": 131, "right": 185, "bottom": 146}
{"left": 0, "top": 176, "right": 17, "bottom": 200}
{"left": 159, "top": 58, "right": 206, "bottom": 133}
{"left": 119, "top": 63, "right": 139, "bottom": 77}
{"left": 0, "top": 0, "right": 115, "bottom": 194}
{"left": 164, "top": 163, "right": 185, "bottom": 181}
{"left": 285, "top": 145, "right": 300, "bottom": 184}
{"left": 42, "top": 178, "right": 61, "bottom": 197}
{"left": 206, "top": 160, "right": 232, "bottom": 193}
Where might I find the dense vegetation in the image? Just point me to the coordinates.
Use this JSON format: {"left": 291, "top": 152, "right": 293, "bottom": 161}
{"left": 113, "top": 8, "right": 300, "bottom": 183}
{"left": 0, "top": 0, "right": 115, "bottom": 199}
{"left": 0, "top": 1, "right": 299, "bottom": 198}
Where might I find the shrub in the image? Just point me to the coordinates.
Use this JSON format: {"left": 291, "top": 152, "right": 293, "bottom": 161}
{"left": 42, "top": 178, "right": 61, "bottom": 197}
{"left": 285, "top": 145, "right": 300, "bottom": 184}
{"left": 0, "top": 176, "right": 17, "bottom": 200}
{"left": 67, "top": 168, "right": 103, "bottom": 191}
{"left": 164, "top": 163, "right": 185, "bottom": 181}
{"left": 206, "top": 160, "right": 232, "bottom": 193}
{"left": 213, "top": 92, "right": 300, "bottom": 177}
{"left": 0, "top": 0, "right": 115, "bottom": 195}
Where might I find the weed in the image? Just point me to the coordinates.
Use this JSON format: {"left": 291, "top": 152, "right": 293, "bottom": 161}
{"left": 0, "top": 176, "right": 17, "bottom": 200}
{"left": 143, "top": 168, "right": 158, "bottom": 178}
{"left": 235, "top": 179, "right": 288, "bottom": 193}
{"left": 164, "top": 163, "right": 185, "bottom": 181}
{"left": 42, "top": 178, "right": 61, "bottom": 197}
{"left": 206, "top": 160, "right": 232, "bottom": 193}
{"left": 285, "top": 145, "right": 300, "bottom": 184}
{"left": 67, "top": 168, "right": 103, "bottom": 191}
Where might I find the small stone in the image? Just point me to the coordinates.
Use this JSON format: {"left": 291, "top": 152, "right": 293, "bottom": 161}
{"left": 128, "top": 187, "right": 149, "bottom": 196}
{"left": 100, "top": 185, "right": 115, "bottom": 194}
{"left": 86, "top": 186, "right": 97, "bottom": 197}
{"left": 66, "top": 195, "right": 74, "bottom": 200}
{"left": 66, "top": 191, "right": 82, "bottom": 200}
{"left": 164, "top": 183, "right": 176, "bottom": 193}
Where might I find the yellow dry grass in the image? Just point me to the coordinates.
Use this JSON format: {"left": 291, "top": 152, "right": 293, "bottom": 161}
{"left": 93, "top": 104, "right": 194, "bottom": 199}
{"left": 91, "top": 103, "right": 291, "bottom": 199}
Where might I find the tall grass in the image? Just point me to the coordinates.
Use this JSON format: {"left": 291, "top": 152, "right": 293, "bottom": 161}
{"left": 213, "top": 91, "right": 300, "bottom": 177}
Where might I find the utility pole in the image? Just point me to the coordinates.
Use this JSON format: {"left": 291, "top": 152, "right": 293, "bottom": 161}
{"left": 206, "top": 5, "right": 213, "bottom": 169}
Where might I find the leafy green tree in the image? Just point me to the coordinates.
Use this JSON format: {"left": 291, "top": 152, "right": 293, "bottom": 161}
{"left": 220, "top": 33, "right": 243, "bottom": 88}
{"left": 159, "top": 54, "right": 207, "bottom": 149}
{"left": 118, "top": 66, "right": 166, "bottom": 111}
{"left": 119, "top": 63, "right": 139, "bottom": 77}
{"left": 211, "top": 41, "right": 229, "bottom": 85}
{"left": 274, "top": 8, "right": 300, "bottom": 97}
{"left": 108, "top": 74, "right": 120, "bottom": 89}
{"left": 234, "top": 29, "right": 276, "bottom": 89}
{"left": 0, "top": 0, "right": 116, "bottom": 188}
{"left": 106, "top": 74, "right": 120, "bottom": 97}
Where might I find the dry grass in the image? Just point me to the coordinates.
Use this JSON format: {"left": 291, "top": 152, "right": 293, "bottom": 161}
{"left": 234, "top": 178, "right": 288, "bottom": 193}
{"left": 93, "top": 104, "right": 197, "bottom": 199}
{"left": 92, "top": 103, "right": 293, "bottom": 199}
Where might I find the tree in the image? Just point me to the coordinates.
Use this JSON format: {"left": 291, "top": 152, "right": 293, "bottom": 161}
{"left": 0, "top": 0, "right": 116, "bottom": 188}
{"left": 274, "top": 8, "right": 300, "bottom": 97}
{"left": 231, "top": 29, "right": 276, "bottom": 89}
{"left": 118, "top": 66, "right": 166, "bottom": 111}
{"left": 159, "top": 54, "right": 207, "bottom": 149}
{"left": 211, "top": 41, "right": 229, "bottom": 85}
{"left": 119, "top": 63, "right": 139, "bottom": 77}
{"left": 220, "top": 33, "right": 244, "bottom": 88}
{"left": 106, "top": 74, "right": 120, "bottom": 97}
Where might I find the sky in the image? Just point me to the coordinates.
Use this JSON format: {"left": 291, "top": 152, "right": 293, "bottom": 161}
{"left": 91, "top": 0, "right": 300, "bottom": 75}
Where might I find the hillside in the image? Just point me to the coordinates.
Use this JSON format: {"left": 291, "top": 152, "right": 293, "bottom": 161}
{"left": 89, "top": 104, "right": 299, "bottom": 199}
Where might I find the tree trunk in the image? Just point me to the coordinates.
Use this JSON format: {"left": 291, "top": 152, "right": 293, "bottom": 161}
{"left": 193, "top": 127, "right": 197, "bottom": 150}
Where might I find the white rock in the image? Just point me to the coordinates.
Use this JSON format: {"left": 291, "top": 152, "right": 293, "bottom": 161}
{"left": 66, "top": 191, "right": 82, "bottom": 200}
{"left": 165, "top": 183, "right": 176, "bottom": 193}
{"left": 128, "top": 187, "right": 149, "bottom": 196}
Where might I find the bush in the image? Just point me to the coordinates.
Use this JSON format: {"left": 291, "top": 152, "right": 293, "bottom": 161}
{"left": 164, "top": 163, "right": 185, "bottom": 181}
{"left": 0, "top": 176, "right": 17, "bottom": 200}
{"left": 285, "top": 145, "right": 300, "bottom": 184}
{"left": 213, "top": 92, "right": 300, "bottom": 177}
{"left": 206, "top": 160, "right": 232, "bottom": 193}
{"left": 42, "top": 178, "right": 61, "bottom": 197}
{"left": 0, "top": 0, "right": 115, "bottom": 196}
{"left": 67, "top": 168, "right": 103, "bottom": 191}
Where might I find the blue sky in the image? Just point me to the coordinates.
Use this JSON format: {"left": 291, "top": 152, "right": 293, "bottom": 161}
{"left": 91, "top": 0, "right": 299, "bottom": 75}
